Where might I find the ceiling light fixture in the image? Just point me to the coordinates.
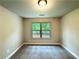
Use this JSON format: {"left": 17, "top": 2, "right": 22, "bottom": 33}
{"left": 38, "top": 0, "right": 47, "bottom": 7}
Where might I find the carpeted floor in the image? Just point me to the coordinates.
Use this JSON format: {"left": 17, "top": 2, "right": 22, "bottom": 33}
{"left": 10, "top": 45, "right": 76, "bottom": 59}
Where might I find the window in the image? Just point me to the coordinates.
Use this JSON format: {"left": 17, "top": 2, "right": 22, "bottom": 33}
{"left": 32, "top": 22, "right": 51, "bottom": 39}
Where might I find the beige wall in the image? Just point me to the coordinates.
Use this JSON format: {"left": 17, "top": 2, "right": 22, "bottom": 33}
{"left": 61, "top": 8, "right": 79, "bottom": 58}
{"left": 0, "top": 5, "right": 23, "bottom": 59}
{"left": 23, "top": 18, "right": 61, "bottom": 44}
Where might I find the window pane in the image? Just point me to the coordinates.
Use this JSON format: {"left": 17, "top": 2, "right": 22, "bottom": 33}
{"left": 32, "top": 34, "right": 40, "bottom": 38}
{"left": 42, "top": 35, "right": 50, "bottom": 38}
{"left": 42, "top": 31, "right": 50, "bottom": 39}
{"left": 42, "top": 31, "right": 50, "bottom": 34}
{"left": 32, "top": 31, "right": 40, "bottom": 34}
{"left": 32, "top": 23, "right": 40, "bottom": 30}
{"left": 32, "top": 22, "right": 51, "bottom": 39}
{"left": 42, "top": 23, "right": 51, "bottom": 30}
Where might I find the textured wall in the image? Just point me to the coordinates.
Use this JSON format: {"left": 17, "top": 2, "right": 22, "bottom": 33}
{"left": 61, "top": 8, "right": 79, "bottom": 58}
{"left": 23, "top": 18, "right": 61, "bottom": 44}
{"left": 0, "top": 5, "right": 23, "bottom": 59}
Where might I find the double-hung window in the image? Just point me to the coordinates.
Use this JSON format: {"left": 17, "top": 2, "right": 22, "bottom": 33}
{"left": 32, "top": 22, "right": 51, "bottom": 39}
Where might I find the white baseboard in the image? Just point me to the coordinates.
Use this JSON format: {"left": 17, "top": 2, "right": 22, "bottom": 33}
{"left": 61, "top": 45, "right": 79, "bottom": 59}
{"left": 23, "top": 43, "right": 61, "bottom": 45}
{"left": 6, "top": 44, "right": 23, "bottom": 59}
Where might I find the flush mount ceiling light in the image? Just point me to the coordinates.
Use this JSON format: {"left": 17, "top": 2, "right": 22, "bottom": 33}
{"left": 38, "top": 0, "right": 47, "bottom": 7}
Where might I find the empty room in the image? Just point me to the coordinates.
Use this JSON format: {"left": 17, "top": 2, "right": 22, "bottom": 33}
{"left": 0, "top": 0, "right": 79, "bottom": 59}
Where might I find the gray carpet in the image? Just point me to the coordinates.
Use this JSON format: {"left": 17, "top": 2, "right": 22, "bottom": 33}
{"left": 10, "top": 45, "right": 76, "bottom": 59}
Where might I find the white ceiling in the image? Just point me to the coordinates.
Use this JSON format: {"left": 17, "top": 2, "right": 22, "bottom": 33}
{"left": 0, "top": 0, "right": 79, "bottom": 18}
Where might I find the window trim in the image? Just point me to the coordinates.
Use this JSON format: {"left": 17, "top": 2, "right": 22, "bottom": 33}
{"left": 32, "top": 22, "right": 51, "bottom": 40}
